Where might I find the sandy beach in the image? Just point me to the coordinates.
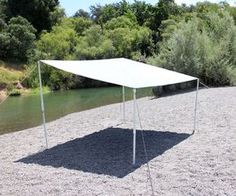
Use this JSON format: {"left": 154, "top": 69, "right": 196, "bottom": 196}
{"left": 0, "top": 87, "right": 235, "bottom": 195}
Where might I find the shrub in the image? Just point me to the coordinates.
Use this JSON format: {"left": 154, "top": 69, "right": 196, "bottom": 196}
{"left": 8, "top": 89, "right": 21, "bottom": 96}
{"left": 149, "top": 11, "right": 236, "bottom": 86}
{"left": 0, "top": 16, "right": 36, "bottom": 62}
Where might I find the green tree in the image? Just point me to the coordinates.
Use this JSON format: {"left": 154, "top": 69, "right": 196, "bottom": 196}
{"left": 98, "top": 4, "right": 119, "bottom": 23}
{"left": 0, "top": 0, "right": 7, "bottom": 20}
{"left": 0, "top": 18, "right": 7, "bottom": 31}
{"left": 36, "top": 20, "right": 78, "bottom": 60}
{"left": 105, "top": 14, "right": 137, "bottom": 30}
{"left": 130, "top": 0, "right": 153, "bottom": 26}
{"left": 5, "top": 0, "right": 62, "bottom": 33}
{"left": 148, "top": 0, "right": 181, "bottom": 32}
{"left": 76, "top": 25, "right": 116, "bottom": 60}
{"left": 105, "top": 14, "right": 153, "bottom": 58}
{"left": 90, "top": 0, "right": 130, "bottom": 26}
{"left": 0, "top": 16, "right": 36, "bottom": 61}
{"left": 90, "top": 4, "right": 103, "bottom": 24}
{"left": 0, "top": 32, "right": 10, "bottom": 58}
{"left": 74, "top": 9, "right": 90, "bottom": 19}
{"left": 28, "top": 18, "right": 96, "bottom": 90}
{"left": 149, "top": 11, "right": 236, "bottom": 86}
{"left": 73, "top": 17, "right": 93, "bottom": 36}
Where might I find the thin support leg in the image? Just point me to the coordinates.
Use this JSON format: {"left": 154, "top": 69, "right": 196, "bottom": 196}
{"left": 133, "top": 88, "right": 136, "bottom": 165}
{"left": 122, "top": 86, "right": 125, "bottom": 122}
{"left": 38, "top": 61, "right": 48, "bottom": 148}
{"left": 193, "top": 79, "right": 199, "bottom": 133}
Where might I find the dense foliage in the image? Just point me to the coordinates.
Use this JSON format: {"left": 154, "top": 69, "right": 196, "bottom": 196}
{"left": 149, "top": 4, "right": 236, "bottom": 86}
{"left": 2, "top": 0, "right": 63, "bottom": 33}
{"left": 0, "top": 16, "right": 36, "bottom": 61}
{"left": 0, "top": 0, "right": 236, "bottom": 90}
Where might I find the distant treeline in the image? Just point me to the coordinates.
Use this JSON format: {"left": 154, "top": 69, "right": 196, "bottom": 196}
{"left": 0, "top": 0, "right": 236, "bottom": 90}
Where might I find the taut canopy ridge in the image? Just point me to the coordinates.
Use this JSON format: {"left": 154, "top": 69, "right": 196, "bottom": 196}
{"left": 38, "top": 58, "right": 199, "bottom": 165}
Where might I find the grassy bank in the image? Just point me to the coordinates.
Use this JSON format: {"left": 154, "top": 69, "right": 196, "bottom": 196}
{"left": 0, "top": 61, "right": 51, "bottom": 97}
{"left": 0, "top": 61, "right": 24, "bottom": 99}
{"left": 0, "top": 87, "right": 50, "bottom": 105}
{"left": 26, "top": 87, "right": 50, "bottom": 96}
{"left": 0, "top": 61, "right": 24, "bottom": 91}
{"left": 0, "top": 65, "right": 24, "bottom": 86}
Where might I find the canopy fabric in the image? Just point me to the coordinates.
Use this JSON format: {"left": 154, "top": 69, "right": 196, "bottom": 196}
{"left": 40, "top": 58, "right": 197, "bottom": 89}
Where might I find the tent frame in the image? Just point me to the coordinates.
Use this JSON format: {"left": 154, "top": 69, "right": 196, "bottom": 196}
{"left": 37, "top": 61, "right": 199, "bottom": 165}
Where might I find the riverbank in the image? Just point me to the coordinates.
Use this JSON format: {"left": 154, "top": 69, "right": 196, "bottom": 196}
{"left": 0, "top": 86, "right": 50, "bottom": 100}
{"left": 0, "top": 61, "right": 49, "bottom": 99}
{"left": 0, "top": 90, "right": 7, "bottom": 102}
{"left": 0, "top": 87, "right": 235, "bottom": 195}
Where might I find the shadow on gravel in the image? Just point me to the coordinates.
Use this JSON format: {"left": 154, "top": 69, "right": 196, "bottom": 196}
{"left": 17, "top": 128, "right": 190, "bottom": 178}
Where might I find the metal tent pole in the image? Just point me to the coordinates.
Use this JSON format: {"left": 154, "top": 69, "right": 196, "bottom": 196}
{"left": 133, "top": 88, "right": 136, "bottom": 165}
{"left": 37, "top": 61, "right": 48, "bottom": 148}
{"left": 122, "top": 86, "right": 125, "bottom": 122}
{"left": 193, "top": 79, "right": 199, "bottom": 133}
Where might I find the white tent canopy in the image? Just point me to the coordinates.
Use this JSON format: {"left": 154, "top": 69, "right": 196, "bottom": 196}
{"left": 38, "top": 58, "right": 199, "bottom": 165}
{"left": 41, "top": 58, "right": 197, "bottom": 88}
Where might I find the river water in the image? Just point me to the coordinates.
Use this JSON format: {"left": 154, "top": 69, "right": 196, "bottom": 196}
{"left": 0, "top": 87, "right": 153, "bottom": 135}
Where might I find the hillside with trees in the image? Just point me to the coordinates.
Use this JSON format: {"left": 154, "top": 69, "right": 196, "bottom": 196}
{"left": 0, "top": 0, "right": 236, "bottom": 95}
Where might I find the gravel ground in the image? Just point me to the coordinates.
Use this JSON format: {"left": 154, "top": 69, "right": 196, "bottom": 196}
{"left": 0, "top": 87, "right": 235, "bottom": 195}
